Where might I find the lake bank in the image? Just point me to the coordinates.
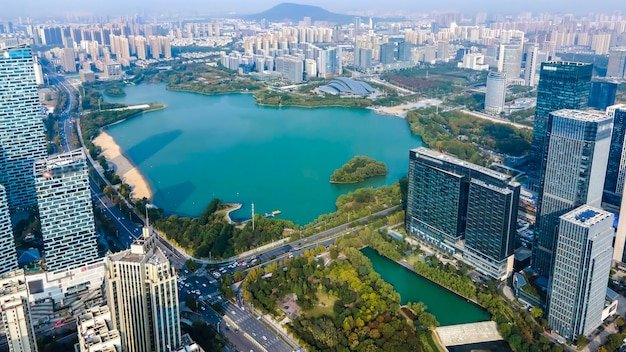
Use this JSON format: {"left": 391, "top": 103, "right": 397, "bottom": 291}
{"left": 93, "top": 132, "right": 153, "bottom": 200}
{"left": 102, "top": 83, "right": 422, "bottom": 223}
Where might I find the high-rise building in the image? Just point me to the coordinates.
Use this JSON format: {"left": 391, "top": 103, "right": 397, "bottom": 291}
{"left": 35, "top": 149, "right": 98, "bottom": 272}
{"left": 532, "top": 110, "right": 612, "bottom": 277}
{"left": 498, "top": 44, "right": 522, "bottom": 82}
{"left": 0, "top": 270, "right": 38, "bottom": 352}
{"left": 529, "top": 62, "right": 593, "bottom": 185}
{"left": 603, "top": 105, "right": 626, "bottom": 211}
{"left": 0, "top": 45, "right": 47, "bottom": 210}
{"left": 607, "top": 47, "right": 626, "bottom": 78}
{"left": 0, "top": 186, "right": 18, "bottom": 275}
{"left": 589, "top": 81, "right": 618, "bottom": 111}
{"left": 485, "top": 71, "right": 507, "bottom": 114}
{"left": 524, "top": 44, "right": 539, "bottom": 86}
{"left": 379, "top": 42, "right": 395, "bottom": 65}
{"left": 548, "top": 205, "right": 613, "bottom": 341}
{"left": 60, "top": 47, "right": 76, "bottom": 72}
{"left": 397, "top": 41, "right": 413, "bottom": 62}
{"left": 105, "top": 222, "right": 181, "bottom": 352}
{"left": 406, "top": 148, "right": 520, "bottom": 280}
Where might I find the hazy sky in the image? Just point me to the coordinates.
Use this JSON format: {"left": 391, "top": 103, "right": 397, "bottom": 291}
{"left": 3, "top": 0, "right": 626, "bottom": 19}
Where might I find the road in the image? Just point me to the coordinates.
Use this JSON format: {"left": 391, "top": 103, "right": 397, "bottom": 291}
{"left": 460, "top": 108, "right": 532, "bottom": 130}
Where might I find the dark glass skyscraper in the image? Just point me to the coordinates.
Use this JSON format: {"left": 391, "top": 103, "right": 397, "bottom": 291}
{"left": 603, "top": 105, "right": 626, "bottom": 210}
{"left": 532, "top": 110, "right": 612, "bottom": 277}
{"left": 406, "top": 148, "right": 520, "bottom": 280}
{"left": 529, "top": 62, "right": 593, "bottom": 185}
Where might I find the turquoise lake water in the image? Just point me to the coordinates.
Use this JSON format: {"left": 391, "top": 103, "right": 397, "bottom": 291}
{"left": 104, "top": 84, "right": 422, "bottom": 224}
{"left": 362, "top": 247, "right": 490, "bottom": 326}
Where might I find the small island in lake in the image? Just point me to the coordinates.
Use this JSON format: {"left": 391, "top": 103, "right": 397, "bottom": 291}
{"left": 330, "top": 156, "right": 388, "bottom": 184}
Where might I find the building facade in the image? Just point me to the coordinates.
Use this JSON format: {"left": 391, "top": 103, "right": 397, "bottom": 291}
{"left": 105, "top": 223, "right": 181, "bottom": 352}
{"left": 603, "top": 105, "right": 626, "bottom": 211}
{"left": 529, "top": 62, "right": 593, "bottom": 185}
{"left": 0, "top": 270, "right": 38, "bottom": 352}
{"left": 532, "top": 110, "right": 613, "bottom": 277}
{"left": 548, "top": 206, "right": 613, "bottom": 341}
{"left": 607, "top": 47, "right": 626, "bottom": 78}
{"left": 485, "top": 71, "right": 507, "bottom": 114}
{"left": 588, "top": 81, "right": 617, "bottom": 111}
{"left": 406, "top": 148, "right": 520, "bottom": 280}
{"left": 0, "top": 185, "right": 18, "bottom": 275}
{"left": 0, "top": 45, "right": 47, "bottom": 210}
{"left": 35, "top": 149, "right": 98, "bottom": 272}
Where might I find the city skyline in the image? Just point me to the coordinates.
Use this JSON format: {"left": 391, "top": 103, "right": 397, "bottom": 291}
{"left": 1, "top": 0, "right": 625, "bottom": 19}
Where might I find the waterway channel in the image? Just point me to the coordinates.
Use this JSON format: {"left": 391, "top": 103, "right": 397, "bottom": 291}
{"left": 103, "top": 83, "right": 423, "bottom": 224}
{"left": 361, "top": 247, "right": 490, "bottom": 326}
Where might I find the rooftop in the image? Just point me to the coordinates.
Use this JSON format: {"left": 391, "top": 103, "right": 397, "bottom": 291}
{"left": 319, "top": 77, "right": 375, "bottom": 96}
{"left": 412, "top": 147, "right": 512, "bottom": 182}
{"left": 561, "top": 205, "right": 613, "bottom": 227}
{"left": 549, "top": 109, "right": 610, "bottom": 123}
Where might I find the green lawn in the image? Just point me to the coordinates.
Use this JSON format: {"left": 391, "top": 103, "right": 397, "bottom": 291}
{"left": 306, "top": 292, "right": 339, "bottom": 318}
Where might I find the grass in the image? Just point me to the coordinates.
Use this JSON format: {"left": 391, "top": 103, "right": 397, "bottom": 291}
{"left": 428, "top": 330, "right": 446, "bottom": 352}
{"left": 306, "top": 292, "right": 339, "bottom": 318}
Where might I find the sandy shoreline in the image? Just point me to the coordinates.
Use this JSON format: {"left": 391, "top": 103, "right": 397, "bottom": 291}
{"left": 93, "top": 132, "right": 153, "bottom": 200}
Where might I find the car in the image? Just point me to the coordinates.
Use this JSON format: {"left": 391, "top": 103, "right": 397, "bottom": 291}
{"left": 202, "top": 283, "right": 207, "bottom": 287}
{"left": 262, "top": 336, "right": 267, "bottom": 341}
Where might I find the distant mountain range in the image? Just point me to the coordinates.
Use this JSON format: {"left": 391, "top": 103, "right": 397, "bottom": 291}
{"left": 241, "top": 3, "right": 365, "bottom": 24}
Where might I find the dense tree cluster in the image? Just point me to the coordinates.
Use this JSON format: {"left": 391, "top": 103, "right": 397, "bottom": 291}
{"left": 330, "top": 156, "right": 388, "bottom": 184}
{"left": 410, "top": 256, "right": 477, "bottom": 299}
{"left": 302, "top": 183, "right": 402, "bottom": 237}
{"left": 244, "top": 247, "right": 425, "bottom": 352}
{"left": 254, "top": 89, "right": 372, "bottom": 108}
{"left": 153, "top": 199, "right": 296, "bottom": 258}
{"left": 406, "top": 107, "right": 532, "bottom": 161}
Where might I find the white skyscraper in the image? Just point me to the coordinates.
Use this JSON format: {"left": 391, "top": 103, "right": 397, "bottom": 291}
{"left": 0, "top": 185, "right": 18, "bottom": 275}
{"left": 485, "top": 71, "right": 507, "bottom": 114}
{"left": 105, "top": 222, "right": 181, "bottom": 352}
{"left": 0, "top": 270, "right": 38, "bottom": 352}
{"left": 0, "top": 45, "right": 47, "bottom": 210}
{"left": 524, "top": 44, "right": 539, "bottom": 86}
{"left": 35, "top": 149, "right": 98, "bottom": 272}
{"left": 548, "top": 205, "right": 613, "bottom": 341}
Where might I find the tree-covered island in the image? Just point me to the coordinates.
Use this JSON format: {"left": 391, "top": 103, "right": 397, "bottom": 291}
{"left": 330, "top": 156, "right": 388, "bottom": 184}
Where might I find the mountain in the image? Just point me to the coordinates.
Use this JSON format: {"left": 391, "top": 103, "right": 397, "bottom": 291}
{"left": 241, "top": 3, "right": 359, "bottom": 24}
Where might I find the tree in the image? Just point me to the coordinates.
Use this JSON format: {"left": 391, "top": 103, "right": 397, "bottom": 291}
{"left": 330, "top": 246, "right": 339, "bottom": 260}
{"left": 530, "top": 307, "right": 543, "bottom": 319}
{"left": 576, "top": 335, "right": 589, "bottom": 348}
{"left": 185, "top": 259, "right": 199, "bottom": 272}
{"left": 185, "top": 295, "right": 198, "bottom": 312}
{"left": 604, "top": 333, "right": 624, "bottom": 352}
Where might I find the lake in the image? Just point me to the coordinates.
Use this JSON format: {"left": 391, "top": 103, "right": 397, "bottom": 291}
{"left": 104, "top": 84, "right": 422, "bottom": 224}
{"left": 362, "top": 247, "right": 490, "bottom": 326}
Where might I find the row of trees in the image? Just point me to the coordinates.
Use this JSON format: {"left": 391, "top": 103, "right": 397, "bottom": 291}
{"left": 253, "top": 89, "right": 372, "bottom": 108}
{"left": 153, "top": 199, "right": 297, "bottom": 258}
{"left": 244, "top": 246, "right": 426, "bottom": 352}
{"left": 330, "top": 156, "right": 388, "bottom": 184}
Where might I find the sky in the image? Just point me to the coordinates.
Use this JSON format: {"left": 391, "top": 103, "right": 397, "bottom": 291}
{"left": 3, "top": 0, "right": 625, "bottom": 19}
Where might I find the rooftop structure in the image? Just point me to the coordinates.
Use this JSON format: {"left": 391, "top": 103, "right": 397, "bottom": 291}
{"left": 75, "top": 305, "right": 121, "bottom": 352}
{"left": 318, "top": 77, "right": 375, "bottom": 95}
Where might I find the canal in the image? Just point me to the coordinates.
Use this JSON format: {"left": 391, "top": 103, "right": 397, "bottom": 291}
{"left": 362, "top": 247, "right": 490, "bottom": 326}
